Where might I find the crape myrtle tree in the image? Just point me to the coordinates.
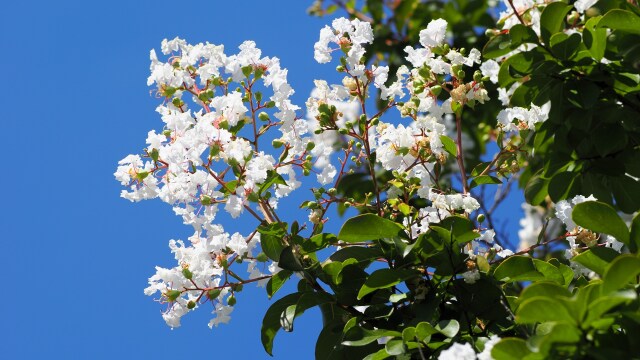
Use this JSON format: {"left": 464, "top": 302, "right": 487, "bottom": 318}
{"left": 115, "top": 0, "right": 640, "bottom": 358}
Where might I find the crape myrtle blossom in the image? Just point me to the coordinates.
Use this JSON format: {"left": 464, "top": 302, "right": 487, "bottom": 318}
{"left": 496, "top": 102, "right": 550, "bottom": 132}
{"left": 118, "top": 36, "right": 316, "bottom": 328}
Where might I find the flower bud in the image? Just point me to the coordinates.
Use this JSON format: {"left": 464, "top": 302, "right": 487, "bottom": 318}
{"left": 477, "top": 214, "right": 486, "bottom": 224}
{"left": 165, "top": 290, "right": 181, "bottom": 302}
{"left": 258, "top": 112, "right": 270, "bottom": 121}
{"left": 207, "top": 289, "right": 221, "bottom": 300}
{"left": 256, "top": 252, "right": 269, "bottom": 262}
{"left": 182, "top": 268, "right": 193, "bottom": 279}
{"left": 227, "top": 295, "right": 237, "bottom": 306}
{"left": 187, "top": 300, "right": 197, "bottom": 309}
{"left": 306, "top": 142, "right": 316, "bottom": 151}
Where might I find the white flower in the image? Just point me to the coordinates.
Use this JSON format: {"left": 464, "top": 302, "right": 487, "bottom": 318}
{"left": 208, "top": 303, "right": 233, "bottom": 328}
{"left": 420, "top": 19, "right": 448, "bottom": 48}
{"left": 478, "top": 229, "right": 495, "bottom": 243}
{"left": 438, "top": 342, "right": 476, "bottom": 360}
{"left": 225, "top": 195, "right": 244, "bottom": 218}
{"left": 478, "top": 335, "right": 501, "bottom": 360}
{"left": 227, "top": 232, "right": 248, "bottom": 256}
{"left": 575, "top": 0, "right": 598, "bottom": 13}
{"left": 480, "top": 60, "right": 500, "bottom": 83}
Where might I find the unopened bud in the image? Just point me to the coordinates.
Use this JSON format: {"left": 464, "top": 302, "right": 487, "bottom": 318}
{"left": 165, "top": 290, "right": 181, "bottom": 302}
{"left": 477, "top": 214, "right": 486, "bottom": 224}
{"left": 182, "top": 268, "right": 193, "bottom": 279}
{"left": 207, "top": 290, "right": 221, "bottom": 301}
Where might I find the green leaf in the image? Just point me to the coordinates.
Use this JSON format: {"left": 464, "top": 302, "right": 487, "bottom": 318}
{"left": 440, "top": 135, "right": 457, "bottom": 156}
{"left": 584, "top": 290, "right": 637, "bottom": 326}
{"left": 261, "top": 233, "right": 286, "bottom": 262}
{"left": 549, "top": 32, "right": 582, "bottom": 60}
{"left": 491, "top": 338, "right": 532, "bottom": 360}
{"left": 259, "top": 170, "right": 287, "bottom": 194}
{"left": 630, "top": 213, "right": 640, "bottom": 253}
{"left": 385, "top": 339, "right": 406, "bottom": 355}
{"left": 602, "top": 255, "right": 640, "bottom": 294}
{"left": 537, "top": 323, "right": 581, "bottom": 356}
{"left": 516, "top": 297, "right": 576, "bottom": 324}
{"left": 597, "top": 9, "right": 640, "bottom": 35}
{"left": 328, "top": 246, "right": 382, "bottom": 266}
{"left": 363, "top": 348, "right": 391, "bottom": 360}
{"left": 573, "top": 247, "right": 620, "bottom": 275}
{"left": 430, "top": 215, "right": 478, "bottom": 243}
{"left": 262, "top": 292, "right": 333, "bottom": 355}
{"left": 470, "top": 175, "right": 502, "bottom": 189}
{"left": 483, "top": 33, "right": 513, "bottom": 59}
{"left": 611, "top": 176, "right": 640, "bottom": 214}
{"left": 572, "top": 201, "right": 630, "bottom": 245}
{"left": 549, "top": 171, "right": 579, "bottom": 202}
{"left": 540, "top": 2, "right": 572, "bottom": 44}
{"left": 584, "top": 16, "right": 606, "bottom": 60}
{"left": 525, "top": 174, "right": 549, "bottom": 205}
{"left": 518, "top": 282, "right": 572, "bottom": 304}
{"left": 301, "top": 233, "right": 337, "bottom": 254}
{"left": 493, "top": 256, "right": 544, "bottom": 283}
{"left": 338, "top": 214, "right": 404, "bottom": 242}
{"left": 357, "top": 268, "right": 417, "bottom": 300}
{"left": 266, "top": 270, "right": 292, "bottom": 299}
{"left": 278, "top": 246, "right": 304, "bottom": 271}
{"left": 435, "top": 319, "right": 460, "bottom": 338}
{"left": 509, "top": 24, "right": 539, "bottom": 47}
{"left": 342, "top": 327, "right": 401, "bottom": 346}
{"left": 415, "top": 322, "right": 438, "bottom": 341}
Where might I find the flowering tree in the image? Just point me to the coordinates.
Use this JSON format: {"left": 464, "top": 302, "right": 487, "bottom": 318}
{"left": 116, "top": 0, "right": 640, "bottom": 358}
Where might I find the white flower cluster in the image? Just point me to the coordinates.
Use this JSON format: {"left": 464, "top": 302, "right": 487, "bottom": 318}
{"left": 116, "top": 38, "right": 313, "bottom": 328}
{"left": 496, "top": 102, "right": 550, "bottom": 132}
{"left": 311, "top": 17, "right": 486, "bottom": 216}
{"left": 314, "top": 17, "right": 373, "bottom": 74}
{"left": 428, "top": 189, "right": 481, "bottom": 213}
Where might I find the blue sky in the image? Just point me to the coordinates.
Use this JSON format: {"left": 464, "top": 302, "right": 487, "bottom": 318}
{"left": 1, "top": 1, "right": 523, "bottom": 358}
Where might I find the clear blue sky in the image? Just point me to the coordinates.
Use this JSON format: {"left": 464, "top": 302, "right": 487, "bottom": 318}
{"left": 1, "top": 1, "right": 523, "bottom": 358}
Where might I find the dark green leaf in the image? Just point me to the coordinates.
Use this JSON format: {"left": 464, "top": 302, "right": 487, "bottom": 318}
{"left": 338, "top": 214, "right": 404, "bottom": 242}
{"left": 357, "top": 268, "right": 417, "bottom": 300}
{"left": 301, "top": 233, "right": 337, "bottom": 254}
{"left": 262, "top": 292, "right": 333, "bottom": 355}
{"left": 342, "top": 327, "right": 401, "bottom": 346}
{"left": 266, "top": 270, "right": 292, "bottom": 299}
{"left": 597, "top": 9, "right": 640, "bottom": 35}
{"left": 548, "top": 172, "right": 580, "bottom": 202}
{"left": 470, "top": 175, "right": 502, "bottom": 189}
{"left": 630, "top": 213, "right": 640, "bottom": 253}
{"left": 525, "top": 174, "right": 549, "bottom": 205}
